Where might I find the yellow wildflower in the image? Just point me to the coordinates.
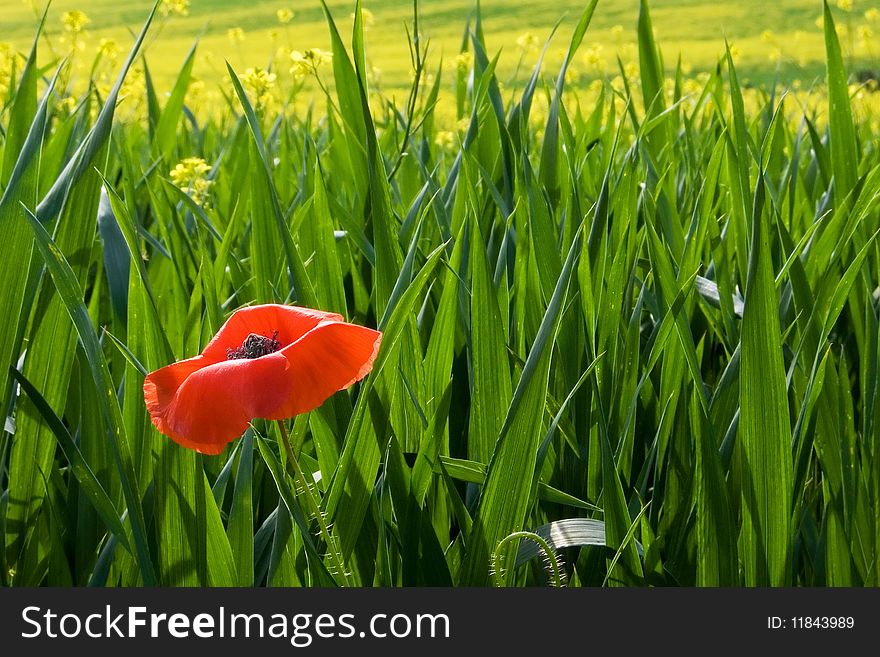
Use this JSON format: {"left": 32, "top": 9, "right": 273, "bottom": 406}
{"left": 119, "top": 67, "right": 146, "bottom": 109}
{"left": 289, "top": 48, "right": 332, "bottom": 78}
{"left": 434, "top": 130, "right": 456, "bottom": 150}
{"left": 866, "top": 8, "right": 880, "bottom": 21}
{"left": 307, "top": 48, "right": 332, "bottom": 65}
{"left": 1, "top": 43, "right": 17, "bottom": 97}
{"left": 227, "top": 27, "right": 245, "bottom": 45}
{"left": 97, "top": 38, "right": 119, "bottom": 61}
{"left": 277, "top": 8, "right": 294, "bottom": 24}
{"left": 241, "top": 66, "right": 277, "bottom": 110}
{"left": 170, "top": 157, "right": 213, "bottom": 207}
{"left": 62, "top": 10, "right": 90, "bottom": 34}
{"left": 516, "top": 32, "right": 540, "bottom": 53}
{"left": 582, "top": 44, "right": 607, "bottom": 74}
{"left": 289, "top": 51, "right": 310, "bottom": 77}
{"left": 159, "top": 0, "right": 189, "bottom": 17}
{"left": 858, "top": 24, "right": 875, "bottom": 53}
{"left": 836, "top": 0, "right": 852, "bottom": 11}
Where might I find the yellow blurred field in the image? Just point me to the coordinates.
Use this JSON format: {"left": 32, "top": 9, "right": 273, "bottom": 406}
{"left": 3, "top": 0, "right": 878, "bottom": 94}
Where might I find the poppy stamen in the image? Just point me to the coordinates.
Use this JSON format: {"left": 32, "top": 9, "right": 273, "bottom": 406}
{"left": 226, "top": 330, "right": 281, "bottom": 360}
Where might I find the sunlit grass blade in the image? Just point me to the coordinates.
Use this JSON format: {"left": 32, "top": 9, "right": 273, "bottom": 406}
{"left": 738, "top": 174, "right": 792, "bottom": 586}
{"left": 154, "top": 41, "right": 198, "bottom": 164}
{"left": 822, "top": 1, "right": 858, "bottom": 201}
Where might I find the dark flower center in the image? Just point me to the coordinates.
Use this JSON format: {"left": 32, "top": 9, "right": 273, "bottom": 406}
{"left": 226, "top": 331, "right": 282, "bottom": 360}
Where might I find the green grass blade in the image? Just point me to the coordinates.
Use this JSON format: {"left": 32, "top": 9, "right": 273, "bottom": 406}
{"left": 468, "top": 217, "right": 512, "bottom": 464}
{"left": 738, "top": 174, "right": 792, "bottom": 586}
{"left": 154, "top": 41, "right": 197, "bottom": 164}
{"left": 227, "top": 430, "right": 255, "bottom": 586}
{"left": 822, "top": 1, "right": 858, "bottom": 200}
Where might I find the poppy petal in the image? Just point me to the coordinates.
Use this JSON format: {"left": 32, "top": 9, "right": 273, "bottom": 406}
{"left": 201, "top": 304, "right": 344, "bottom": 361}
{"left": 267, "top": 320, "right": 382, "bottom": 419}
{"left": 144, "top": 353, "right": 292, "bottom": 454}
{"left": 143, "top": 355, "right": 207, "bottom": 431}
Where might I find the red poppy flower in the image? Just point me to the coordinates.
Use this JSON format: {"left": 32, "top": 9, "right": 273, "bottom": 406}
{"left": 143, "top": 304, "right": 382, "bottom": 455}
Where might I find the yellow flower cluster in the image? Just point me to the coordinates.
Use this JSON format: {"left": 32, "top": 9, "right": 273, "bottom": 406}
{"left": 62, "top": 10, "right": 90, "bottom": 34}
{"left": 97, "top": 38, "right": 119, "bottom": 62}
{"left": 289, "top": 49, "right": 332, "bottom": 78}
{"left": 277, "top": 8, "right": 294, "bottom": 24}
{"left": 170, "top": 157, "right": 213, "bottom": 207}
{"left": 852, "top": 81, "right": 880, "bottom": 136}
{"left": 59, "top": 10, "right": 92, "bottom": 52}
{"left": 516, "top": 32, "right": 540, "bottom": 53}
{"left": 118, "top": 67, "right": 147, "bottom": 120}
{"left": 582, "top": 44, "right": 607, "bottom": 74}
{"left": 434, "top": 130, "right": 456, "bottom": 150}
{"left": 241, "top": 66, "right": 277, "bottom": 110}
{"left": 228, "top": 27, "right": 245, "bottom": 45}
{"left": 60, "top": 10, "right": 90, "bottom": 53}
{"left": 159, "top": 0, "right": 190, "bottom": 17}
{"left": 0, "top": 42, "right": 16, "bottom": 99}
